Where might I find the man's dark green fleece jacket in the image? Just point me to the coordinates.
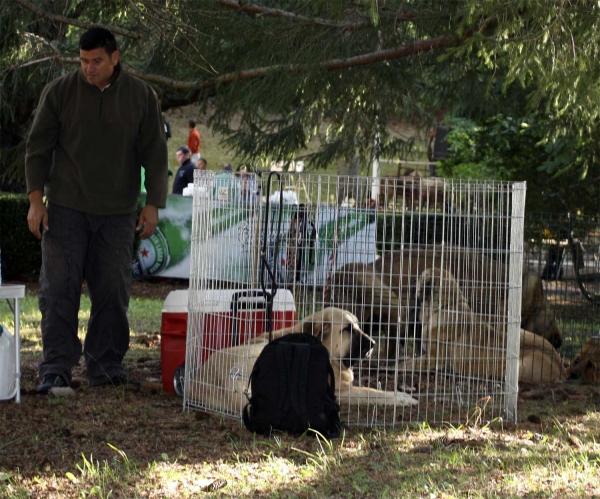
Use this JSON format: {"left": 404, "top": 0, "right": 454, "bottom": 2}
{"left": 25, "top": 66, "right": 168, "bottom": 214}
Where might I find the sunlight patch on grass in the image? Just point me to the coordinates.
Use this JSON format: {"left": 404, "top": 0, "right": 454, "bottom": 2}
{"left": 128, "top": 296, "right": 163, "bottom": 334}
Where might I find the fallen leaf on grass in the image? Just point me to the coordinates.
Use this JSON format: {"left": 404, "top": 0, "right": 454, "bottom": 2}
{"left": 568, "top": 435, "right": 583, "bottom": 449}
{"left": 202, "top": 479, "right": 227, "bottom": 492}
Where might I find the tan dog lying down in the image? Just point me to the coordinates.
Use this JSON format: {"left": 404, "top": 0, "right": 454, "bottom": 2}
{"left": 327, "top": 253, "right": 561, "bottom": 363}
{"left": 373, "top": 248, "right": 562, "bottom": 349}
{"left": 190, "top": 307, "right": 418, "bottom": 416}
{"left": 567, "top": 337, "right": 600, "bottom": 383}
{"left": 403, "top": 268, "right": 565, "bottom": 383}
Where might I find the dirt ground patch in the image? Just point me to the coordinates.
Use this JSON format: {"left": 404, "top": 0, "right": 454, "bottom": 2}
{"left": 18, "top": 277, "right": 185, "bottom": 302}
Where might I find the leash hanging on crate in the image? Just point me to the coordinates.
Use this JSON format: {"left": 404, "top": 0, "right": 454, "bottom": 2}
{"left": 260, "top": 172, "right": 284, "bottom": 340}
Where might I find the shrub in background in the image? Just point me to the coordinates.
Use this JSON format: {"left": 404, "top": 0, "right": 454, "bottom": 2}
{"left": 376, "top": 212, "right": 445, "bottom": 252}
{"left": 376, "top": 210, "right": 508, "bottom": 255}
{"left": 0, "top": 193, "right": 41, "bottom": 280}
{"left": 0, "top": 194, "right": 144, "bottom": 281}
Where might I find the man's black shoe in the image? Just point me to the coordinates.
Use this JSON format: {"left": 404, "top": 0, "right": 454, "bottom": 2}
{"left": 37, "top": 374, "right": 69, "bottom": 394}
{"left": 88, "top": 374, "right": 142, "bottom": 388}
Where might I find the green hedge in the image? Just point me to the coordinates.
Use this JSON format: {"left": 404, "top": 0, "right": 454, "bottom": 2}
{"left": 376, "top": 211, "right": 510, "bottom": 254}
{"left": 0, "top": 193, "right": 41, "bottom": 280}
{"left": 376, "top": 212, "right": 445, "bottom": 252}
{"left": 0, "top": 194, "right": 143, "bottom": 281}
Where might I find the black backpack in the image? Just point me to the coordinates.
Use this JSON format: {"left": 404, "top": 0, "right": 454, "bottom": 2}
{"left": 243, "top": 333, "right": 341, "bottom": 438}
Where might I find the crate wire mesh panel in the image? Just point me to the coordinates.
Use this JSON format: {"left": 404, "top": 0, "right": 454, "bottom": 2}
{"left": 523, "top": 214, "right": 600, "bottom": 380}
{"left": 184, "top": 171, "right": 526, "bottom": 427}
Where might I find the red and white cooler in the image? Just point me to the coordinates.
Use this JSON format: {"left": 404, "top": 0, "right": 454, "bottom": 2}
{"left": 160, "top": 289, "right": 296, "bottom": 394}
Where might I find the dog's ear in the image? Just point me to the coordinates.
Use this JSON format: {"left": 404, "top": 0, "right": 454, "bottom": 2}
{"left": 583, "top": 358, "right": 598, "bottom": 383}
{"left": 349, "top": 320, "right": 368, "bottom": 339}
{"left": 569, "top": 355, "right": 581, "bottom": 374}
{"left": 419, "top": 273, "right": 435, "bottom": 305}
{"left": 343, "top": 310, "right": 360, "bottom": 325}
{"left": 343, "top": 314, "right": 373, "bottom": 342}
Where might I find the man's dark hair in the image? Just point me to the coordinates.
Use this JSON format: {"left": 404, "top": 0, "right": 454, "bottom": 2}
{"left": 79, "top": 27, "right": 118, "bottom": 54}
{"left": 188, "top": 119, "right": 196, "bottom": 128}
{"left": 177, "top": 146, "right": 191, "bottom": 155}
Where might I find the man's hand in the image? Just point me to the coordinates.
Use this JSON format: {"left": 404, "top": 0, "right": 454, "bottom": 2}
{"left": 137, "top": 205, "right": 159, "bottom": 239}
{"left": 27, "top": 190, "right": 48, "bottom": 240}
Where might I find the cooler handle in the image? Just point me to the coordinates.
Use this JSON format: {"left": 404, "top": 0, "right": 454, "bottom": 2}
{"left": 230, "top": 290, "right": 269, "bottom": 347}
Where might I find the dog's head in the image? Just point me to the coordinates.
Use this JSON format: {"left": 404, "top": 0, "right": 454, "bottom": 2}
{"left": 523, "top": 309, "right": 562, "bottom": 350}
{"left": 522, "top": 269, "right": 563, "bottom": 349}
{"left": 568, "top": 337, "right": 600, "bottom": 383}
{"left": 296, "top": 307, "right": 375, "bottom": 368}
{"left": 416, "top": 267, "right": 466, "bottom": 320}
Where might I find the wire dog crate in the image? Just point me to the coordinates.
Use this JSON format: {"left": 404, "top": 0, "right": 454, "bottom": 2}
{"left": 523, "top": 214, "right": 600, "bottom": 374}
{"left": 183, "top": 171, "right": 526, "bottom": 427}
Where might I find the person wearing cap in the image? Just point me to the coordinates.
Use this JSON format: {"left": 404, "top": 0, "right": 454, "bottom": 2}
{"left": 172, "top": 146, "right": 197, "bottom": 195}
{"left": 25, "top": 27, "right": 168, "bottom": 393}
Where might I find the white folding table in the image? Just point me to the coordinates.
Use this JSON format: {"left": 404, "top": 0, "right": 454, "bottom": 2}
{"left": 0, "top": 284, "right": 26, "bottom": 403}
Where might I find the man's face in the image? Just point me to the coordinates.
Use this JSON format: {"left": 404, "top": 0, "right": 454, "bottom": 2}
{"left": 80, "top": 47, "right": 120, "bottom": 89}
{"left": 176, "top": 150, "right": 190, "bottom": 165}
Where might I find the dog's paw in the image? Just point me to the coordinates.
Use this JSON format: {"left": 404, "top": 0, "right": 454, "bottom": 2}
{"left": 395, "top": 392, "right": 419, "bottom": 406}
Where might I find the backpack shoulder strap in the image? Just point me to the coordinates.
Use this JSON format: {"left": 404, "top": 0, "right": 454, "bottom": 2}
{"left": 326, "top": 354, "right": 336, "bottom": 394}
{"left": 289, "top": 344, "right": 311, "bottom": 427}
{"left": 271, "top": 343, "right": 294, "bottom": 427}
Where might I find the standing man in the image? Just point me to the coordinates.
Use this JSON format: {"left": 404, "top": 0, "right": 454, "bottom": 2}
{"left": 25, "top": 27, "right": 168, "bottom": 393}
{"left": 172, "top": 146, "right": 196, "bottom": 195}
{"left": 187, "top": 119, "right": 201, "bottom": 163}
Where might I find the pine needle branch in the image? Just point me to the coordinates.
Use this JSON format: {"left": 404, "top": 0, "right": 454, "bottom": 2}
{"left": 24, "top": 29, "right": 468, "bottom": 90}
{"left": 217, "top": 0, "right": 363, "bottom": 29}
{"left": 11, "top": 0, "right": 143, "bottom": 39}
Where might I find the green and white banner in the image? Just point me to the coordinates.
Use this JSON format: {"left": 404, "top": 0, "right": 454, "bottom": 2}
{"left": 133, "top": 194, "right": 377, "bottom": 285}
{"left": 133, "top": 194, "right": 194, "bottom": 278}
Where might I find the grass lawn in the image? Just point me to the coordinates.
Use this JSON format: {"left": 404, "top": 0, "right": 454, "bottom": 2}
{"left": 1, "top": 284, "right": 599, "bottom": 498}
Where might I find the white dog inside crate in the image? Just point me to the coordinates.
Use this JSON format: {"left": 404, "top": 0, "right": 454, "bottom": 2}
{"left": 185, "top": 307, "right": 418, "bottom": 417}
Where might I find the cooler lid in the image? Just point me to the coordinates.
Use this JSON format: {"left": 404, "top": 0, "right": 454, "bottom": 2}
{"left": 162, "top": 289, "right": 296, "bottom": 314}
{"left": 161, "top": 289, "right": 189, "bottom": 313}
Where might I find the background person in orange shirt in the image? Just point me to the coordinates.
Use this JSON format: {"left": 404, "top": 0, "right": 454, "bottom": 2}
{"left": 187, "top": 119, "right": 201, "bottom": 163}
